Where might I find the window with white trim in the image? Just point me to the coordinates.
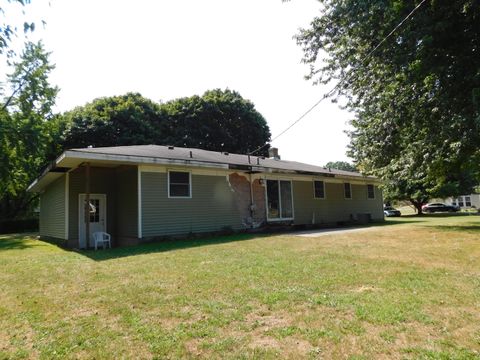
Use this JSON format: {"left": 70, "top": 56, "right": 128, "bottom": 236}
{"left": 314, "top": 180, "right": 325, "bottom": 199}
{"left": 367, "top": 184, "right": 375, "bottom": 199}
{"left": 169, "top": 171, "right": 191, "bottom": 198}
{"left": 344, "top": 183, "right": 352, "bottom": 199}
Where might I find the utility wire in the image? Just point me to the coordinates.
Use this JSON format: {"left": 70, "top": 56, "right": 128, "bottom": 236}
{"left": 248, "top": 0, "right": 428, "bottom": 156}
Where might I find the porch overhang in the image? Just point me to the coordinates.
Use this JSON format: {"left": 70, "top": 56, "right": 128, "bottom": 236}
{"left": 27, "top": 150, "right": 231, "bottom": 193}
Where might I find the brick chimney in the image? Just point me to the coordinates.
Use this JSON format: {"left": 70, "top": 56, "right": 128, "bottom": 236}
{"left": 268, "top": 147, "right": 280, "bottom": 160}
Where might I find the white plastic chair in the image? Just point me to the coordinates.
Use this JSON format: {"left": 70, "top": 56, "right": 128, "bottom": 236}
{"left": 93, "top": 231, "right": 111, "bottom": 250}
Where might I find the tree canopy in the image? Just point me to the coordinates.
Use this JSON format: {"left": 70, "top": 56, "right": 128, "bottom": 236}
{"left": 62, "top": 93, "right": 167, "bottom": 149}
{"left": 297, "top": 0, "right": 480, "bottom": 212}
{"left": 63, "top": 89, "right": 271, "bottom": 156}
{"left": 161, "top": 89, "right": 271, "bottom": 155}
{"left": 324, "top": 161, "right": 357, "bottom": 172}
{"left": 0, "top": 41, "right": 59, "bottom": 219}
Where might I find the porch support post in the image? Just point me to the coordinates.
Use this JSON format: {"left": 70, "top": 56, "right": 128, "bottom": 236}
{"left": 84, "top": 162, "right": 91, "bottom": 248}
{"left": 249, "top": 173, "right": 254, "bottom": 217}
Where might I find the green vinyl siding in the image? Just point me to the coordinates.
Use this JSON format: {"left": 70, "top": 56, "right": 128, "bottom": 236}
{"left": 39, "top": 176, "right": 66, "bottom": 239}
{"left": 68, "top": 167, "right": 117, "bottom": 242}
{"left": 141, "top": 172, "right": 242, "bottom": 237}
{"left": 292, "top": 181, "right": 383, "bottom": 225}
{"left": 115, "top": 166, "right": 138, "bottom": 238}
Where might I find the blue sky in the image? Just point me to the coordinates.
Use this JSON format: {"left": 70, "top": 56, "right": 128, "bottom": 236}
{"left": 5, "top": 0, "right": 352, "bottom": 166}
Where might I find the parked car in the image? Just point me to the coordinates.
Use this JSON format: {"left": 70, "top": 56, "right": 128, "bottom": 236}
{"left": 421, "top": 203, "right": 460, "bottom": 213}
{"left": 384, "top": 206, "right": 401, "bottom": 217}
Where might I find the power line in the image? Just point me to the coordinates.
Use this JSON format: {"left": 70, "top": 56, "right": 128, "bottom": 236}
{"left": 249, "top": 0, "right": 428, "bottom": 156}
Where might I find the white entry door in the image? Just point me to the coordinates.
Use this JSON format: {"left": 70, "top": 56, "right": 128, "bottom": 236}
{"left": 79, "top": 194, "right": 106, "bottom": 249}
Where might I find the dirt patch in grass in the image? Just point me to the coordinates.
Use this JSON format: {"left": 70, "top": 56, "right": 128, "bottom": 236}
{"left": 423, "top": 305, "right": 480, "bottom": 349}
{"left": 352, "top": 285, "right": 378, "bottom": 293}
{"left": 184, "top": 338, "right": 203, "bottom": 357}
{"left": 249, "top": 335, "right": 280, "bottom": 349}
{"left": 0, "top": 322, "right": 38, "bottom": 359}
{"left": 249, "top": 336, "right": 313, "bottom": 357}
{"left": 232, "top": 307, "right": 316, "bottom": 356}
{"left": 246, "top": 311, "right": 291, "bottom": 330}
{"left": 0, "top": 329, "right": 11, "bottom": 354}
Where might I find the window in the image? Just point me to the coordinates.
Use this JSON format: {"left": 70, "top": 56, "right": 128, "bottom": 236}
{"left": 266, "top": 180, "right": 293, "bottom": 220}
{"left": 465, "top": 196, "right": 471, "bottom": 207}
{"left": 459, "top": 197, "right": 464, "bottom": 207}
{"left": 367, "top": 184, "right": 375, "bottom": 199}
{"left": 88, "top": 199, "right": 100, "bottom": 222}
{"left": 169, "top": 171, "right": 191, "bottom": 198}
{"left": 344, "top": 183, "right": 352, "bottom": 199}
{"left": 314, "top": 180, "right": 325, "bottom": 199}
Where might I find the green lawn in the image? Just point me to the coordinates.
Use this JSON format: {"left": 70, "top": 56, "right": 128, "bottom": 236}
{"left": 1, "top": 215, "right": 480, "bottom": 359}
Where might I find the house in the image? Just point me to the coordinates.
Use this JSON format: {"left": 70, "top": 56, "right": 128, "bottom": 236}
{"left": 445, "top": 193, "right": 480, "bottom": 209}
{"left": 28, "top": 145, "right": 384, "bottom": 249}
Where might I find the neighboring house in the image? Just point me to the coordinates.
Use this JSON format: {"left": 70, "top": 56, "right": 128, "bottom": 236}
{"left": 445, "top": 194, "right": 480, "bottom": 209}
{"left": 28, "top": 145, "right": 384, "bottom": 249}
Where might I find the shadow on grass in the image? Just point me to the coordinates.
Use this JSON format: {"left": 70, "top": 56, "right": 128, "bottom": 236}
{"left": 81, "top": 233, "right": 266, "bottom": 261}
{"left": 80, "top": 220, "right": 426, "bottom": 261}
{"left": 373, "top": 218, "right": 425, "bottom": 226}
{"left": 0, "top": 221, "right": 415, "bottom": 260}
{"left": 400, "top": 213, "right": 477, "bottom": 219}
{"left": 429, "top": 223, "right": 480, "bottom": 234}
{"left": 0, "top": 233, "right": 38, "bottom": 250}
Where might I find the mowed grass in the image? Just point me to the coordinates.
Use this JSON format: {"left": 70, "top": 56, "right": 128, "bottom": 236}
{"left": 1, "top": 216, "right": 480, "bottom": 359}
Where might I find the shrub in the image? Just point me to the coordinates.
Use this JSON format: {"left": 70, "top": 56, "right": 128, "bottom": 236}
{"left": 0, "top": 218, "right": 39, "bottom": 234}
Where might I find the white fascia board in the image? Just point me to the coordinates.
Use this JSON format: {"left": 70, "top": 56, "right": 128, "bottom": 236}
{"left": 63, "top": 150, "right": 230, "bottom": 170}
{"left": 56, "top": 152, "right": 66, "bottom": 164}
{"left": 253, "top": 166, "right": 381, "bottom": 184}
{"left": 27, "top": 178, "right": 39, "bottom": 192}
{"left": 250, "top": 172, "right": 382, "bottom": 185}
{"left": 27, "top": 172, "right": 64, "bottom": 193}
{"left": 27, "top": 151, "right": 69, "bottom": 192}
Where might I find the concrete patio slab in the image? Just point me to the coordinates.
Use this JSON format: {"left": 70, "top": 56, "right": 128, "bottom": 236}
{"left": 294, "top": 226, "right": 378, "bottom": 237}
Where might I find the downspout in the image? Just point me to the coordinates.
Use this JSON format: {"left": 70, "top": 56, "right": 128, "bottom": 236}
{"left": 249, "top": 173, "right": 254, "bottom": 223}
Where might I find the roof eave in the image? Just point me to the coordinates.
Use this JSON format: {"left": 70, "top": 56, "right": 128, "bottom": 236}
{"left": 28, "top": 149, "right": 383, "bottom": 192}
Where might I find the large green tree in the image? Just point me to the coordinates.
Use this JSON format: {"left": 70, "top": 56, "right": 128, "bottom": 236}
{"left": 161, "top": 89, "right": 271, "bottom": 155}
{"left": 62, "top": 93, "right": 167, "bottom": 149}
{"left": 0, "top": 41, "right": 60, "bottom": 219}
{"left": 324, "top": 161, "right": 357, "bottom": 172}
{"left": 63, "top": 89, "right": 271, "bottom": 156}
{"left": 297, "top": 0, "right": 480, "bottom": 213}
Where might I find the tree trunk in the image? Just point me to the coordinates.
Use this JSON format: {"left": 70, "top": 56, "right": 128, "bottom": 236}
{"left": 410, "top": 200, "right": 423, "bottom": 215}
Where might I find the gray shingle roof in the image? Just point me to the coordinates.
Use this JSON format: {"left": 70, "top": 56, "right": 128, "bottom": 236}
{"left": 70, "top": 145, "right": 372, "bottom": 179}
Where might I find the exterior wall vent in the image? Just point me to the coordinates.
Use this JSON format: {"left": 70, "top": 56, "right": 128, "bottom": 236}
{"left": 168, "top": 146, "right": 174, "bottom": 150}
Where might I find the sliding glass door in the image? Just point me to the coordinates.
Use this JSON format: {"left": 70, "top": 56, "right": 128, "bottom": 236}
{"left": 266, "top": 180, "right": 293, "bottom": 220}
